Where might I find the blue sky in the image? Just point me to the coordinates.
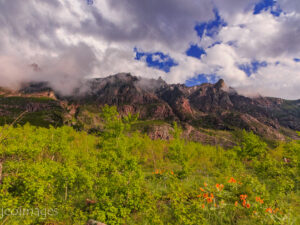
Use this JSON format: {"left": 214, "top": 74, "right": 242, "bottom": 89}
{"left": 194, "top": 9, "right": 227, "bottom": 39}
{"left": 185, "top": 74, "right": 219, "bottom": 87}
{"left": 238, "top": 61, "right": 268, "bottom": 77}
{"left": 186, "top": 45, "right": 206, "bottom": 59}
{"left": 294, "top": 58, "right": 300, "bottom": 63}
{"left": 134, "top": 48, "right": 178, "bottom": 73}
{"left": 253, "top": 0, "right": 282, "bottom": 17}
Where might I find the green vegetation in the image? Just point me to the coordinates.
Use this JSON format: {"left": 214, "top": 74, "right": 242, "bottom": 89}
{"left": 0, "top": 106, "right": 299, "bottom": 224}
{"left": 0, "top": 96, "right": 63, "bottom": 128}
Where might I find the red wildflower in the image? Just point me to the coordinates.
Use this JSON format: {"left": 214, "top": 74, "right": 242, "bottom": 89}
{"left": 242, "top": 200, "right": 246, "bottom": 207}
{"left": 240, "top": 194, "right": 247, "bottom": 200}
{"left": 255, "top": 197, "right": 264, "bottom": 204}
{"left": 266, "top": 208, "right": 273, "bottom": 213}
{"left": 207, "top": 197, "right": 213, "bottom": 203}
{"left": 228, "top": 177, "right": 237, "bottom": 183}
{"left": 216, "top": 183, "right": 224, "bottom": 191}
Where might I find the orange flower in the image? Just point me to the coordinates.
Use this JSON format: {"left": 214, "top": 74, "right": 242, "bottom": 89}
{"left": 235, "top": 201, "right": 238, "bottom": 206}
{"left": 216, "top": 183, "right": 224, "bottom": 191}
{"left": 202, "top": 204, "right": 205, "bottom": 209}
{"left": 206, "top": 197, "right": 213, "bottom": 203}
{"left": 266, "top": 208, "right": 273, "bottom": 213}
{"left": 255, "top": 197, "right": 264, "bottom": 204}
{"left": 197, "top": 194, "right": 202, "bottom": 198}
{"left": 203, "top": 193, "right": 209, "bottom": 198}
{"left": 246, "top": 203, "right": 250, "bottom": 208}
{"left": 170, "top": 171, "right": 174, "bottom": 175}
{"left": 200, "top": 188, "right": 205, "bottom": 192}
{"left": 204, "top": 182, "right": 208, "bottom": 187}
{"left": 274, "top": 208, "right": 279, "bottom": 213}
{"left": 228, "top": 177, "right": 237, "bottom": 183}
{"left": 253, "top": 211, "right": 257, "bottom": 215}
{"left": 242, "top": 200, "right": 246, "bottom": 207}
{"left": 240, "top": 194, "right": 247, "bottom": 200}
{"left": 210, "top": 193, "right": 214, "bottom": 199}
{"left": 214, "top": 203, "right": 217, "bottom": 207}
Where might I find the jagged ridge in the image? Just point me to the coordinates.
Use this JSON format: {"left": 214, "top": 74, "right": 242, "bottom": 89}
{"left": 1, "top": 73, "right": 300, "bottom": 142}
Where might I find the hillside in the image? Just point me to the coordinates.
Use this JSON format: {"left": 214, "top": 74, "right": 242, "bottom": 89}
{"left": 0, "top": 73, "right": 299, "bottom": 146}
{"left": 0, "top": 83, "right": 299, "bottom": 224}
{"left": 0, "top": 107, "right": 299, "bottom": 224}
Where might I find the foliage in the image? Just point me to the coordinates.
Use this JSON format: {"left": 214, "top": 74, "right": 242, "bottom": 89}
{"left": 235, "top": 130, "right": 267, "bottom": 158}
{"left": 0, "top": 106, "right": 299, "bottom": 224}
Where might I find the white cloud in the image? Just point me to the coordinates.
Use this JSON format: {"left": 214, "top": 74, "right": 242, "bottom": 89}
{"left": 201, "top": 10, "right": 300, "bottom": 99}
{"left": 0, "top": 0, "right": 299, "bottom": 99}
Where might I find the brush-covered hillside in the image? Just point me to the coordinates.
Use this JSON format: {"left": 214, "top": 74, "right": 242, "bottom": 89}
{"left": 0, "top": 106, "right": 299, "bottom": 225}
{"left": 1, "top": 74, "right": 300, "bottom": 146}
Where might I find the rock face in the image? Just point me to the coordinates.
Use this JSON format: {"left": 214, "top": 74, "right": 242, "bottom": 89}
{"left": 0, "top": 73, "right": 299, "bottom": 141}
{"left": 148, "top": 124, "right": 173, "bottom": 140}
{"left": 74, "top": 73, "right": 299, "bottom": 139}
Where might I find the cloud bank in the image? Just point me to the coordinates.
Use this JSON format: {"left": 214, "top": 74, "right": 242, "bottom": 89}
{"left": 0, "top": 0, "right": 299, "bottom": 99}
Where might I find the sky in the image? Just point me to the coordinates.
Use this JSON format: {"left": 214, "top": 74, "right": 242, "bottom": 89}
{"left": 0, "top": 0, "right": 299, "bottom": 99}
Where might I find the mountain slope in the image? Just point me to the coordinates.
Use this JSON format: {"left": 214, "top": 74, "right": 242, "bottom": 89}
{"left": 0, "top": 73, "right": 299, "bottom": 144}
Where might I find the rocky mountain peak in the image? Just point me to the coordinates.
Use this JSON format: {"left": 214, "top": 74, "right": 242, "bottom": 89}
{"left": 214, "top": 79, "right": 228, "bottom": 91}
{"left": 0, "top": 73, "right": 299, "bottom": 141}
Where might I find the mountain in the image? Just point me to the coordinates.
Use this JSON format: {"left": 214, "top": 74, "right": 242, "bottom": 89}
{"left": 0, "top": 73, "right": 299, "bottom": 145}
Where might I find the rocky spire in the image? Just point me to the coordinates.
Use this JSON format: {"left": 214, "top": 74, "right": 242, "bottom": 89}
{"left": 214, "top": 79, "right": 226, "bottom": 89}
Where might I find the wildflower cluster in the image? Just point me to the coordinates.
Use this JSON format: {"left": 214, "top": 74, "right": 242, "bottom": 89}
{"left": 153, "top": 169, "right": 163, "bottom": 175}
{"left": 195, "top": 176, "right": 285, "bottom": 223}
{"left": 153, "top": 169, "right": 174, "bottom": 175}
{"left": 215, "top": 183, "right": 224, "bottom": 191}
{"left": 197, "top": 182, "right": 224, "bottom": 208}
{"left": 240, "top": 194, "right": 250, "bottom": 208}
{"left": 228, "top": 177, "right": 236, "bottom": 183}
{"left": 265, "top": 207, "right": 280, "bottom": 214}
{"left": 255, "top": 196, "right": 264, "bottom": 204}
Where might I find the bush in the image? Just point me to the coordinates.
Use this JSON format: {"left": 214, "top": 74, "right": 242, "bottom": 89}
{"left": 0, "top": 107, "right": 298, "bottom": 224}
